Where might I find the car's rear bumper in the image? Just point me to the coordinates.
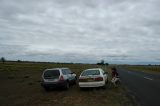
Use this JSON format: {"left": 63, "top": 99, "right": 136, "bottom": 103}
{"left": 41, "top": 81, "right": 67, "bottom": 88}
{"left": 79, "top": 81, "right": 105, "bottom": 87}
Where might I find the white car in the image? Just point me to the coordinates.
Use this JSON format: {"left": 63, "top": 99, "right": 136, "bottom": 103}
{"left": 78, "top": 68, "right": 108, "bottom": 88}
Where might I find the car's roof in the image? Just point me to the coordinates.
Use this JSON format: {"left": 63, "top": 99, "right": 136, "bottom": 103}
{"left": 45, "top": 68, "right": 69, "bottom": 70}
{"left": 85, "top": 68, "right": 102, "bottom": 70}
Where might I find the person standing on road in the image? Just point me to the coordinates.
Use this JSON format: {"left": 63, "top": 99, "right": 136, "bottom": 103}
{"left": 111, "top": 67, "right": 120, "bottom": 86}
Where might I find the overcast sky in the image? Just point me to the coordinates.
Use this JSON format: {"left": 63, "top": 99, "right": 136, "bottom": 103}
{"left": 0, "top": 0, "right": 160, "bottom": 64}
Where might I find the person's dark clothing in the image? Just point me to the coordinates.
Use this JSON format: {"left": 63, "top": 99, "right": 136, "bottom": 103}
{"left": 112, "top": 71, "right": 118, "bottom": 78}
{"left": 111, "top": 68, "right": 119, "bottom": 78}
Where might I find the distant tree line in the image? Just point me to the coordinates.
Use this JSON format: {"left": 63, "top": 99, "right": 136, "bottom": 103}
{"left": 0, "top": 57, "right": 109, "bottom": 65}
{"left": 97, "top": 60, "right": 109, "bottom": 66}
{"left": 0, "top": 57, "right": 6, "bottom": 64}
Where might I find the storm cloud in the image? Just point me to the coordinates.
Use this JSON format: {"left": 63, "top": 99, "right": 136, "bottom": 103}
{"left": 0, "top": 0, "right": 160, "bottom": 64}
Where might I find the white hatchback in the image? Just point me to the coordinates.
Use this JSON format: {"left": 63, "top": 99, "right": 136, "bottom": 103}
{"left": 78, "top": 68, "right": 108, "bottom": 88}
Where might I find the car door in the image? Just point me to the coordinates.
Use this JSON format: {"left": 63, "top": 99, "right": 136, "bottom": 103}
{"left": 61, "top": 69, "right": 68, "bottom": 80}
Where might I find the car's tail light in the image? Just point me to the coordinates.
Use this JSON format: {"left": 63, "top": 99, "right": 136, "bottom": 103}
{"left": 95, "top": 77, "right": 103, "bottom": 81}
{"left": 59, "top": 75, "right": 64, "bottom": 81}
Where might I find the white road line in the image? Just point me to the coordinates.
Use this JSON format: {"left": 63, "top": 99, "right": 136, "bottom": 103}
{"left": 144, "top": 77, "right": 153, "bottom": 80}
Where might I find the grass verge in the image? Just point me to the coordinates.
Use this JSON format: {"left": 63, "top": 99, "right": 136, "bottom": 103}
{"left": 0, "top": 62, "right": 133, "bottom": 106}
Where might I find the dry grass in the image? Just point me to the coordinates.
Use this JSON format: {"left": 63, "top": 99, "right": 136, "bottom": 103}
{"left": 0, "top": 62, "right": 132, "bottom": 106}
{"left": 124, "top": 65, "right": 160, "bottom": 74}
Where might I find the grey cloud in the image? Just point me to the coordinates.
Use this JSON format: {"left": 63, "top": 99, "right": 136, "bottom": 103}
{"left": 0, "top": 44, "right": 28, "bottom": 55}
{"left": 0, "top": 0, "right": 160, "bottom": 64}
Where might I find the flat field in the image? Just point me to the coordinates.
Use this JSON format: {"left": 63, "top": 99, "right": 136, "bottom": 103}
{"left": 0, "top": 62, "right": 133, "bottom": 106}
{"left": 124, "top": 65, "right": 160, "bottom": 74}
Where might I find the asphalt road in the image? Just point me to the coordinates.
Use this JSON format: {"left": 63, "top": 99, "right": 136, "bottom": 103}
{"left": 118, "top": 67, "right": 160, "bottom": 106}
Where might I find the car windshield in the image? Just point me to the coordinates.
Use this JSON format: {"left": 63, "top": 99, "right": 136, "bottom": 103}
{"left": 81, "top": 70, "right": 100, "bottom": 76}
{"left": 44, "top": 70, "right": 60, "bottom": 79}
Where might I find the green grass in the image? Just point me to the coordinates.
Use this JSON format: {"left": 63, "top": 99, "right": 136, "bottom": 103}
{"left": 0, "top": 62, "right": 133, "bottom": 106}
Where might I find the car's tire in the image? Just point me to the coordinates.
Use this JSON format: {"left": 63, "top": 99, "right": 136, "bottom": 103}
{"left": 106, "top": 78, "right": 108, "bottom": 84}
{"left": 44, "top": 86, "right": 50, "bottom": 91}
{"left": 64, "top": 81, "right": 69, "bottom": 90}
{"left": 102, "top": 84, "right": 106, "bottom": 89}
{"left": 73, "top": 79, "right": 77, "bottom": 85}
{"left": 79, "top": 87, "right": 84, "bottom": 90}
{"left": 116, "top": 79, "right": 121, "bottom": 85}
{"left": 75, "top": 76, "right": 77, "bottom": 80}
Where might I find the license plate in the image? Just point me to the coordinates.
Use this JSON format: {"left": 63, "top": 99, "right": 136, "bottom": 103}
{"left": 87, "top": 78, "right": 93, "bottom": 82}
{"left": 47, "top": 79, "right": 58, "bottom": 82}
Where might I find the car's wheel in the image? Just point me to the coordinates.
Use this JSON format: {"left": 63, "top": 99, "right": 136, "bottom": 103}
{"left": 115, "top": 79, "right": 121, "bottom": 85}
{"left": 102, "top": 84, "right": 106, "bottom": 89}
{"left": 106, "top": 78, "right": 108, "bottom": 84}
{"left": 64, "top": 81, "right": 69, "bottom": 90}
{"left": 79, "top": 87, "right": 84, "bottom": 90}
{"left": 75, "top": 76, "right": 77, "bottom": 80}
{"left": 74, "top": 79, "right": 77, "bottom": 85}
{"left": 44, "top": 86, "right": 50, "bottom": 91}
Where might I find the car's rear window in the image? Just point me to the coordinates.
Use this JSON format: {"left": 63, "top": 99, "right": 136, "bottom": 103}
{"left": 81, "top": 70, "right": 100, "bottom": 76}
{"left": 44, "top": 70, "right": 60, "bottom": 79}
